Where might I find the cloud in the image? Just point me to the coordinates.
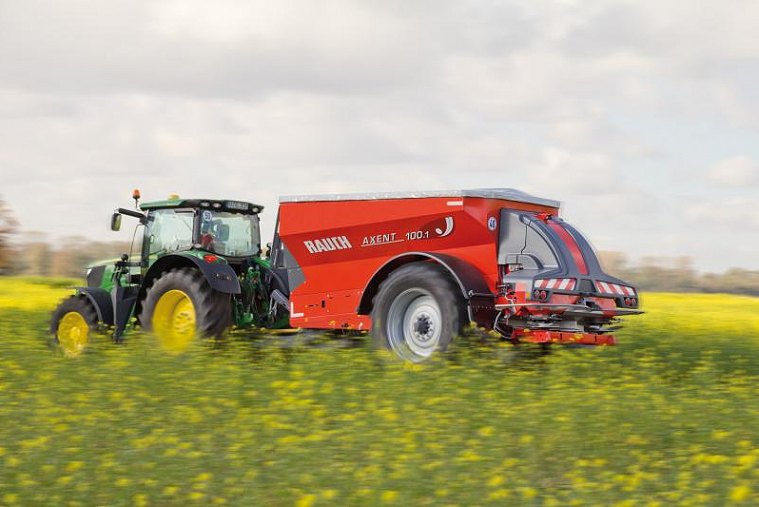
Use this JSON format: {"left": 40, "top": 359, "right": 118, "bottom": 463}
{"left": 684, "top": 196, "right": 759, "bottom": 230}
{"left": 1, "top": 0, "right": 759, "bottom": 271}
{"left": 0, "top": 0, "right": 449, "bottom": 99}
{"left": 706, "top": 156, "right": 758, "bottom": 187}
{"left": 522, "top": 148, "right": 618, "bottom": 195}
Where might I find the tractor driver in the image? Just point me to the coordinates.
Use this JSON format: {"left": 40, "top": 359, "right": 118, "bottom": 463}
{"left": 200, "top": 213, "right": 216, "bottom": 252}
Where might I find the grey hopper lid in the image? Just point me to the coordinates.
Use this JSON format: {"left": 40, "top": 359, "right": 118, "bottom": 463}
{"left": 279, "top": 188, "right": 560, "bottom": 209}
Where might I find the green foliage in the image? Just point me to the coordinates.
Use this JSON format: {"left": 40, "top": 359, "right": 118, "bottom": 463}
{"left": 0, "top": 196, "right": 19, "bottom": 275}
{"left": 0, "top": 278, "right": 757, "bottom": 505}
{"left": 18, "top": 276, "right": 82, "bottom": 289}
{"left": 18, "top": 237, "right": 132, "bottom": 279}
{"left": 599, "top": 251, "right": 759, "bottom": 297}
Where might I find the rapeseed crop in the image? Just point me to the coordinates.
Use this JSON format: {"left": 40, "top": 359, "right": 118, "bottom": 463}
{"left": 0, "top": 278, "right": 757, "bottom": 505}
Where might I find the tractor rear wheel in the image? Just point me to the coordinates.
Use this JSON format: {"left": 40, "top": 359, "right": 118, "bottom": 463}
{"left": 50, "top": 295, "right": 99, "bottom": 357}
{"left": 140, "top": 268, "right": 231, "bottom": 353}
{"left": 371, "top": 262, "right": 464, "bottom": 362}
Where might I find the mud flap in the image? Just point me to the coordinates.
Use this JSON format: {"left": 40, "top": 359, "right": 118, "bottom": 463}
{"left": 73, "top": 287, "right": 114, "bottom": 326}
{"left": 112, "top": 285, "right": 139, "bottom": 339}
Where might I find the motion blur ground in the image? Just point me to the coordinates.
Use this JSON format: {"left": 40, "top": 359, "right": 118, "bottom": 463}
{"left": 2, "top": 277, "right": 758, "bottom": 505}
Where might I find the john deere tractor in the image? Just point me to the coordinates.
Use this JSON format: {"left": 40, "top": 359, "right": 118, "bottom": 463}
{"left": 50, "top": 192, "right": 289, "bottom": 356}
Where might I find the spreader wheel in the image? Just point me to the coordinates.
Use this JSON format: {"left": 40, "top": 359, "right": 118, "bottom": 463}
{"left": 140, "top": 268, "right": 231, "bottom": 353}
{"left": 50, "top": 295, "right": 99, "bottom": 357}
{"left": 371, "top": 262, "right": 464, "bottom": 362}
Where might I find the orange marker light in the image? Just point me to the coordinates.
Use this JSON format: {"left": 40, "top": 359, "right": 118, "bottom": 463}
{"left": 132, "top": 189, "right": 141, "bottom": 200}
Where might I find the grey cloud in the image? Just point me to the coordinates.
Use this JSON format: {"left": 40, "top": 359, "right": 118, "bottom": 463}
{"left": 0, "top": 0, "right": 445, "bottom": 98}
{"left": 685, "top": 197, "right": 759, "bottom": 229}
{"left": 561, "top": 3, "right": 663, "bottom": 58}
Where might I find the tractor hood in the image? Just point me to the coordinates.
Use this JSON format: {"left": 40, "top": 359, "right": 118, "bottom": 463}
{"left": 85, "top": 259, "right": 119, "bottom": 290}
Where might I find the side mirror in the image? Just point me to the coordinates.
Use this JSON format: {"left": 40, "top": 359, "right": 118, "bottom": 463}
{"left": 110, "top": 212, "right": 122, "bottom": 231}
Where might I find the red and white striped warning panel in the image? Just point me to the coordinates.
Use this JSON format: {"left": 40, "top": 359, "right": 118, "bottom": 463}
{"left": 596, "top": 281, "right": 636, "bottom": 296}
{"left": 533, "top": 278, "right": 576, "bottom": 290}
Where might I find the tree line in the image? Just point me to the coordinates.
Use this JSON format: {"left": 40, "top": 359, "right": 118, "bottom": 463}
{"left": 598, "top": 252, "right": 759, "bottom": 297}
{"left": 6, "top": 233, "right": 132, "bottom": 279}
{"left": 0, "top": 197, "right": 19, "bottom": 275}
{"left": 0, "top": 195, "right": 132, "bottom": 277}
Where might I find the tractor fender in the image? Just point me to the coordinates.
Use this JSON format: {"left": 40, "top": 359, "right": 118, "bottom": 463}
{"left": 143, "top": 254, "right": 242, "bottom": 295}
{"left": 73, "top": 287, "right": 114, "bottom": 326}
{"left": 357, "top": 252, "right": 492, "bottom": 315}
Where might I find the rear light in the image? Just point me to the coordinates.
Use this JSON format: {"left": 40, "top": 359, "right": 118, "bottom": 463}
{"left": 620, "top": 296, "right": 639, "bottom": 308}
{"left": 203, "top": 254, "right": 218, "bottom": 263}
{"left": 532, "top": 289, "right": 550, "bottom": 302}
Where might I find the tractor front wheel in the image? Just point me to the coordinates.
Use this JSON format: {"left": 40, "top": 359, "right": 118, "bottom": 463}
{"left": 50, "top": 295, "right": 99, "bottom": 357}
{"left": 140, "top": 268, "right": 231, "bottom": 353}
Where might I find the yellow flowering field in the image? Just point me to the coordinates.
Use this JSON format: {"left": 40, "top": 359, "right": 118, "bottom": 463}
{"left": 0, "top": 278, "right": 758, "bottom": 506}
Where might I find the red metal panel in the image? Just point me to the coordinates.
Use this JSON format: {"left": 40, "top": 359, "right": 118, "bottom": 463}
{"left": 547, "top": 222, "right": 589, "bottom": 275}
{"left": 513, "top": 329, "right": 616, "bottom": 346}
{"left": 278, "top": 196, "right": 558, "bottom": 329}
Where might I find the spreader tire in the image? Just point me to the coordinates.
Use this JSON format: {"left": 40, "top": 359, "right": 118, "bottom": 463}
{"left": 371, "top": 262, "right": 464, "bottom": 362}
{"left": 50, "top": 295, "right": 99, "bottom": 357}
{"left": 140, "top": 267, "right": 231, "bottom": 352}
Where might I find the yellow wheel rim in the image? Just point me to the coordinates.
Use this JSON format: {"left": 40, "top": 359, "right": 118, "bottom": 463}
{"left": 152, "top": 289, "right": 196, "bottom": 353}
{"left": 57, "top": 311, "right": 90, "bottom": 357}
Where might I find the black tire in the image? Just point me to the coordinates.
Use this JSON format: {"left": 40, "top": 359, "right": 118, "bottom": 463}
{"left": 50, "top": 295, "right": 99, "bottom": 357}
{"left": 139, "top": 268, "right": 232, "bottom": 351}
{"left": 371, "top": 262, "right": 465, "bottom": 362}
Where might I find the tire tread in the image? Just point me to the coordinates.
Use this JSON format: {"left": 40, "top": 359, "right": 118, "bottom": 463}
{"left": 139, "top": 267, "right": 231, "bottom": 338}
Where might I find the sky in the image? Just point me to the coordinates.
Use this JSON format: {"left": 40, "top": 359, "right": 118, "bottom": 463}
{"left": 1, "top": 0, "right": 758, "bottom": 272}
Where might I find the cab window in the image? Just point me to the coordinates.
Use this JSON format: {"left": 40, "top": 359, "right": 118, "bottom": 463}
{"left": 199, "top": 210, "right": 260, "bottom": 257}
{"left": 145, "top": 209, "right": 195, "bottom": 256}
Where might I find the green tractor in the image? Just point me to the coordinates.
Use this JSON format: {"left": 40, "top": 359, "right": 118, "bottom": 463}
{"left": 50, "top": 193, "right": 289, "bottom": 356}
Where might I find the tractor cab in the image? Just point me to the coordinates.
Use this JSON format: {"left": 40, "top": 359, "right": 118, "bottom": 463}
{"left": 137, "top": 197, "right": 264, "bottom": 269}
{"left": 105, "top": 196, "right": 265, "bottom": 288}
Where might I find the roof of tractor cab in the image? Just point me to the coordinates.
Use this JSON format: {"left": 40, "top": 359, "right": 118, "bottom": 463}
{"left": 140, "top": 198, "right": 263, "bottom": 214}
{"left": 279, "top": 188, "right": 560, "bottom": 209}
